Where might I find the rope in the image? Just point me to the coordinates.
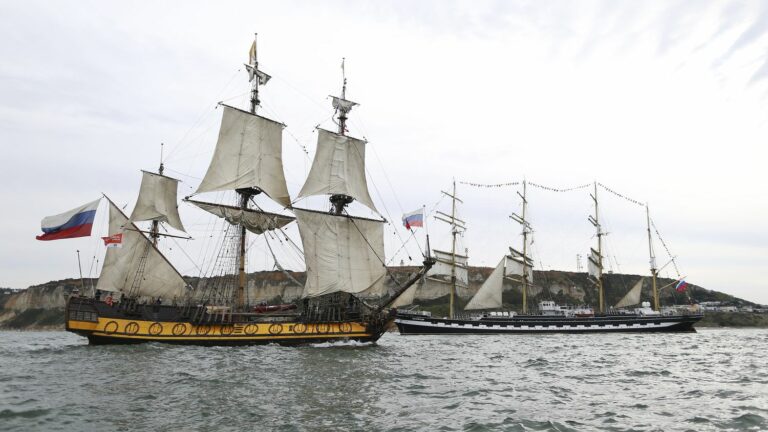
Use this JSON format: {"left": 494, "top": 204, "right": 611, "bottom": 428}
{"left": 597, "top": 182, "right": 645, "bottom": 207}
{"left": 650, "top": 218, "right": 681, "bottom": 277}
{"left": 528, "top": 182, "right": 591, "bottom": 192}
{"left": 345, "top": 212, "right": 403, "bottom": 288}
{"left": 460, "top": 181, "right": 519, "bottom": 188}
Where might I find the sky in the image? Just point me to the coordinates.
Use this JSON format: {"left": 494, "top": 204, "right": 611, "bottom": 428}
{"left": 1, "top": 0, "right": 766, "bottom": 303}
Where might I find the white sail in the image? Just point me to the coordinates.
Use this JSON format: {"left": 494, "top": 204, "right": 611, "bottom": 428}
{"left": 187, "top": 199, "right": 294, "bottom": 235}
{"left": 505, "top": 254, "right": 534, "bottom": 283}
{"left": 296, "top": 129, "right": 377, "bottom": 212}
{"left": 97, "top": 200, "right": 187, "bottom": 300}
{"left": 616, "top": 278, "right": 644, "bottom": 308}
{"left": 195, "top": 105, "right": 291, "bottom": 207}
{"left": 587, "top": 248, "right": 602, "bottom": 279}
{"left": 427, "top": 249, "right": 468, "bottom": 287}
{"left": 391, "top": 283, "right": 418, "bottom": 308}
{"left": 130, "top": 171, "right": 186, "bottom": 233}
{"left": 331, "top": 96, "right": 358, "bottom": 112}
{"left": 465, "top": 257, "right": 505, "bottom": 310}
{"left": 294, "top": 208, "right": 386, "bottom": 298}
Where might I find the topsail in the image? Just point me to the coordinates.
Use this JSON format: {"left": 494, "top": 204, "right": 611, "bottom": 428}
{"left": 195, "top": 105, "right": 291, "bottom": 207}
{"left": 296, "top": 129, "right": 377, "bottom": 212}
{"left": 130, "top": 171, "right": 186, "bottom": 233}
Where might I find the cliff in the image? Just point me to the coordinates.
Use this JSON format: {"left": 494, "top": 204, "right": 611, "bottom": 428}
{"left": 0, "top": 267, "right": 758, "bottom": 329}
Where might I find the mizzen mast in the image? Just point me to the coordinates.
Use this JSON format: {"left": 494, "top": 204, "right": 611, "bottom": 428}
{"left": 646, "top": 203, "right": 660, "bottom": 311}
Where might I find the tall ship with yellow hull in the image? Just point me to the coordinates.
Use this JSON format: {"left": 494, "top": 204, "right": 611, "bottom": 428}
{"left": 63, "top": 35, "right": 432, "bottom": 346}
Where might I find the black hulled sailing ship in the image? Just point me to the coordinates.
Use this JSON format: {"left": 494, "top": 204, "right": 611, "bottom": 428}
{"left": 395, "top": 182, "right": 702, "bottom": 334}
{"left": 65, "top": 35, "right": 431, "bottom": 345}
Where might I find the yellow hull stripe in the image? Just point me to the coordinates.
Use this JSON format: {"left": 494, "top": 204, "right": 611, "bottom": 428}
{"left": 67, "top": 317, "right": 373, "bottom": 341}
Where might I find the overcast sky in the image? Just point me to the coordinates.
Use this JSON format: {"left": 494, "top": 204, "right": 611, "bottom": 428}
{"left": 1, "top": 0, "right": 766, "bottom": 304}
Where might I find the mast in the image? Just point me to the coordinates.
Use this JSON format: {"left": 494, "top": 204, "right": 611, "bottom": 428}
{"left": 149, "top": 143, "right": 164, "bottom": 247}
{"left": 449, "top": 180, "right": 458, "bottom": 319}
{"left": 329, "top": 58, "right": 357, "bottom": 215}
{"left": 646, "top": 203, "right": 660, "bottom": 311}
{"left": 589, "top": 182, "right": 605, "bottom": 313}
{"left": 513, "top": 181, "right": 530, "bottom": 313}
{"left": 235, "top": 33, "right": 264, "bottom": 310}
{"left": 249, "top": 33, "right": 261, "bottom": 113}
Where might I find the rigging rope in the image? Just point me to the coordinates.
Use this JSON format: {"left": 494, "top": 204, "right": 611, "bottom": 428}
{"left": 597, "top": 182, "right": 645, "bottom": 207}
{"left": 650, "top": 218, "right": 682, "bottom": 277}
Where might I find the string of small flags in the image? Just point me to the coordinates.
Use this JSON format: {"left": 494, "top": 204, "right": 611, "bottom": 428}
{"left": 460, "top": 180, "right": 648, "bottom": 207}
{"left": 528, "top": 182, "right": 591, "bottom": 193}
{"left": 459, "top": 181, "right": 520, "bottom": 188}
{"left": 597, "top": 182, "right": 645, "bottom": 207}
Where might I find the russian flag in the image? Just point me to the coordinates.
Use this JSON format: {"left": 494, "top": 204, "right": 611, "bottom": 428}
{"left": 36, "top": 199, "right": 101, "bottom": 241}
{"left": 402, "top": 208, "right": 424, "bottom": 230}
{"left": 675, "top": 280, "right": 688, "bottom": 292}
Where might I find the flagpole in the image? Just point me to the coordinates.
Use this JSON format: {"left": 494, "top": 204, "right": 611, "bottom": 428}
{"left": 422, "top": 204, "right": 428, "bottom": 257}
{"left": 76, "top": 250, "right": 84, "bottom": 292}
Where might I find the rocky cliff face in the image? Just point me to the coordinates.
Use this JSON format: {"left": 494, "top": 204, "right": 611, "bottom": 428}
{"left": 0, "top": 267, "right": 750, "bottom": 329}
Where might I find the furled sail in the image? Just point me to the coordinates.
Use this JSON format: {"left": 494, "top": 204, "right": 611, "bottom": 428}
{"left": 331, "top": 96, "right": 358, "bottom": 112}
{"left": 294, "top": 208, "right": 386, "bottom": 298}
{"left": 465, "top": 257, "right": 505, "bottom": 310}
{"left": 506, "top": 247, "right": 534, "bottom": 283}
{"left": 587, "top": 248, "right": 602, "bottom": 279}
{"left": 195, "top": 105, "right": 291, "bottom": 207}
{"left": 615, "top": 278, "right": 644, "bottom": 308}
{"left": 296, "top": 129, "right": 377, "bottom": 212}
{"left": 97, "top": 200, "right": 187, "bottom": 299}
{"left": 427, "top": 249, "right": 469, "bottom": 287}
{"left": 186, "top": 199, "right": 294, "bottom": 235}
{"left": 130, "top": 171, "right": 186, "bottom": 233}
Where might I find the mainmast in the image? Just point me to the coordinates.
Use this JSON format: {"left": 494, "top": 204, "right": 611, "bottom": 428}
{"left": 510, "top": 180, "right": 531, "bottom": 313}
{"left": 235, "top": 33, "right": 268, "bottom": 310}
{"left": 646, "top": 203, "right": 660, "bottom": 311}
{"left": 329, "top": 58, "right": 359, "bottom": 215}
{"left": 588, "top": 182, "right": 605, "bottom": 313}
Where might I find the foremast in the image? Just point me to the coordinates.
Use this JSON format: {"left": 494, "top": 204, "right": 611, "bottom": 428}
{"left": 329, "top": 58, "right": 359, "bottom": 215}
{"left": 433, "top": 181, "right": 464, "bottom": 319}
{"left": 293, "top": 57, "right": 389, "bottom": 303}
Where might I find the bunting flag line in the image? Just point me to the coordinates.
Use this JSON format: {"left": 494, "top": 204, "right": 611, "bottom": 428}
{"left": 459, "top": 181, "right": 519, "bottom": 188}
{"left": 597, "top": 182, "right": 645, "bottom": 207}
{"left": 528, "top": 182, "right": 591, "bottom": 193}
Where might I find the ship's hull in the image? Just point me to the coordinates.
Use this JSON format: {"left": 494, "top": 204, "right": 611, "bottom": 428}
{"left": 395, "top": 312, "right": 703, "bottom": 335}
{"left": 66, "top": 297, "right": 387, "bottom": 346}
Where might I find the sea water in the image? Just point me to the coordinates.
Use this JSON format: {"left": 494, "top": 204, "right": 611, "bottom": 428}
{"left": 1, "top": 329, "right": 766, "bottom": 431}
